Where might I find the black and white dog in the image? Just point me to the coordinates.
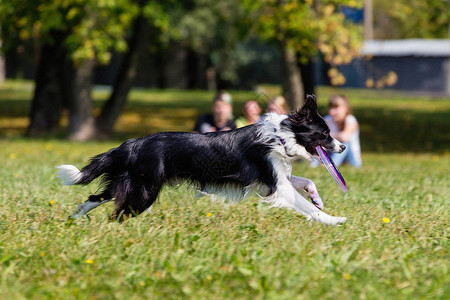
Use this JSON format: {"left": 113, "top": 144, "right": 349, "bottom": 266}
{"left": 57, "top": 95, "right": 347, "bottom": 225}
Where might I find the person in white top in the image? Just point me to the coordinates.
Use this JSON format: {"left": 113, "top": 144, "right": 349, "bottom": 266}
{"left": 323, "top": 94, "right": 361, "bottom": 167}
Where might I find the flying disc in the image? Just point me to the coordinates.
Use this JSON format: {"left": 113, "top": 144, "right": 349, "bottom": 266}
{"left": 315, "top": 146, "right": 348, "bottom": 193}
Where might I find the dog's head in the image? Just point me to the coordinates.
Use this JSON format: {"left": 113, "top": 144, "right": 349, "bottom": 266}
{"left": 283, "top": 94, "right": 345, "bottom": 157}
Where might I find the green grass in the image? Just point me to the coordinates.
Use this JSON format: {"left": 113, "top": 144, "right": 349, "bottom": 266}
{"left": 0, "top": 81, "right": 449, "bottom": 299}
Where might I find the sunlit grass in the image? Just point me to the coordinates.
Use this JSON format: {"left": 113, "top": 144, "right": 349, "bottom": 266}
{"left": 0, "top": 80, "right": 449, "bottom": 299}
{"left": 1, "top": 140, "right": 449, "bottom": 299}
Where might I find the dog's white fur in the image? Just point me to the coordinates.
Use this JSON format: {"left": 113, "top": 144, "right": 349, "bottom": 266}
{"left": 57, "top": 165, "right": 82, "bottom": 185}
{"left": 257, "top": 114, "right": 346, "bottom": 225}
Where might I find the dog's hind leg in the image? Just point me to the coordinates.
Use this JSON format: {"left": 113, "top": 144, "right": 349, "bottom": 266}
{"left": 69, "top": 199, "right": 113, "bottom": 219}
{"left": 288, "top": 175, "right": 323, "bottom": 210}
{"left": 69, "top": 183, "right": 114, "bottom": 219}
{"left": 111, "top": 173, "right": 163, "bottom": 221}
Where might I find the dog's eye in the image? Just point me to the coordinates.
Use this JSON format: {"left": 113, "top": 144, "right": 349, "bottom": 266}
{"left": 323, "top": 131, "right": 329, "bottom": 135}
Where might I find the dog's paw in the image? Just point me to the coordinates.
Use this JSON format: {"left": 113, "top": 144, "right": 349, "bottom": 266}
{"left": 310, "top": 212, "right": 347, "bottom": 226}
{"left": 334, "top": 217, "right": 347, "bottom": 225}
{"left": 68, "top": 204, "right": 86, "bottom": 219}
{"left": 324, "top": 216, "right": 347, "bottom": 226}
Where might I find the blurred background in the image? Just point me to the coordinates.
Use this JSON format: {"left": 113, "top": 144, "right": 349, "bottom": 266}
{"left": 0, "top": 3, "right": 449, "bottom": 297}
{"left": 0, "top": 0, "right": 449, "bottom": 149}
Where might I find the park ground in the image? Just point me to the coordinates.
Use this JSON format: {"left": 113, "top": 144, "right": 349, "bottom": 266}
{"left": 0, "top": 81, "right": 449, "bottom": 299}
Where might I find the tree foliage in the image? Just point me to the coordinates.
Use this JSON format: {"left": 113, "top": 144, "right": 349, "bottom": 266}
{"left": 374, "top": 0, "right": 450, "bottom": 39}
{"left": 0, "top": 0, "right": 142, "bottom": 64}
{"left": 250, "top": 0, "right": 362, "bottom": 75}
{"left": 163, "top": 0, "right": 255, "bottom": 83}
{"left": 241, "top": 0, "right": 362, "bottom": 108}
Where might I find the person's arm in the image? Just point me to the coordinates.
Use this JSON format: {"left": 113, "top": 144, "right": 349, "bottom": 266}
{"left": 332, "top": 117, "right": 358, "bottom": 143}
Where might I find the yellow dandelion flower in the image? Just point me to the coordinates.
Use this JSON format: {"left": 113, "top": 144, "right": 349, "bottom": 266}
{"left": 206, "top": 275, "right": 212, "bottom": 280}
{"left": 15, "top": 173, "right": 20, "bottom": 178}
{"left": 49, "top": 200, "right": 55, "bottom": 206}
{"left": 139, "top": 281, "right": 145, "bottom": 286}
{"left": 432, "top": 155, "right": 439, "bottom": 162}
{"left": 382, "top": 217, "right": 390, "bottom": 223}
{"left": 85, "top": 259, "right": 94, "bottom": 264}
{"left": 343, "top": 273, "right": 351, "bottom": 280}
{"left": 39, "top": 252, "right": 46, "bottom": 257}
{"left": 10, "top": 153, "right": 16, "bottom": 159}
{"left": 206, "top": 213, "right": 213, "bottom": 217}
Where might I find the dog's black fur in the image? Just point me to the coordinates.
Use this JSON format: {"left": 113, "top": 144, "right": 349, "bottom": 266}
{"left": 58, "top": 95, "right": 346, "bottom": 223}
{"left": 79, "top": 126, "right": 278, "bottom": 219}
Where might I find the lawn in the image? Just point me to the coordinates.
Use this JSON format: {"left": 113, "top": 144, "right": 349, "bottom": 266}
{"left": 0, "top": 81, "right": 449, "bottom": 299}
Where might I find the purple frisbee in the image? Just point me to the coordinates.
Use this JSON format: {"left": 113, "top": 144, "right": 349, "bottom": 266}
{"left": 315, "top": 146, "right": 348, "bottom": 193}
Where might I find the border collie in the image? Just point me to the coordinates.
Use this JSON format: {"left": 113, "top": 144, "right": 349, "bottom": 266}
{"left": 57, "top": 95, "right": 347, "bottom": 225}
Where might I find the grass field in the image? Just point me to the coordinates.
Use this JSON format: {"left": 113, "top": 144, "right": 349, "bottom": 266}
{"left": 0, "top": 81, "right": 449, "bottom": 299}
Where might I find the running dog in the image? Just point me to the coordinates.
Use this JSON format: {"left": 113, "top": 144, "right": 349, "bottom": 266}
{"left": 57, "top": 95, "right": 347, "bottom": 225}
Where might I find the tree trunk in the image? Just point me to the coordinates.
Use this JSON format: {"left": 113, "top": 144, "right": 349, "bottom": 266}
{"left": 280, "top": 41, "right": 304, "bottom": 111}
{"left": 27, "top": 31, "right": 67, "bottom": 136}
{"left": 205, "top": 67, "right": 217, "bottom": 91}
{"left": 298, "top": 56, "right": 315, "bottom": 96}
{"left": 154, "top": 48, "right": 167, "bottom": 89}
{"left": 0, "top": 52, "right": 4, "bottom": 83}
{"left": 94, "top": 14, "right": 149, "bottom": 139}
{"left": 186, "top": 47, "right": 201, "bottom": 89}
{"left": 67, "top": 59, "right": 96, "bottom": 141}
{"left": 0, "top": 26, "right": 5, "bottom": 84}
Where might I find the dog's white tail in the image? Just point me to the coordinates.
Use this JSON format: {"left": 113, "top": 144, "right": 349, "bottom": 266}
{"left": 57, "top": 165, "right": 82, "bottom": 185}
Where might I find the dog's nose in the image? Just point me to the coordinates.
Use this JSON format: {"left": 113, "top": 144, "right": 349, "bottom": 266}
{"left": 340, "top": 144, "right": 346, "bottom": 152}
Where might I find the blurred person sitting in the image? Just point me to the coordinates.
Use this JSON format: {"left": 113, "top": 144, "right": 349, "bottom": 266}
{"left": 324, "top": 94, "right": 361, "bottom": 168}
{"left": 259, "top": 96, "right": 288, "bottom": 123}
{"left": 266, "top": 96, "right": 288, "bottom": 115}
{"left": 235, "top": 100, "right": 262, "bottom": 128}
{"left": 193, "top": 91, "right": 236, "bottom": 133}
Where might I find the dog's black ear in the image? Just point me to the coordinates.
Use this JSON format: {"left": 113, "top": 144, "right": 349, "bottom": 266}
{"left": 302, "top": 94, "right": 318, "bottom": 112}
{"left": 289, "top": 94, "right": 317, "bottom": 122}
{"left": 288, "top": 94, "right": 318, "bottom": 123}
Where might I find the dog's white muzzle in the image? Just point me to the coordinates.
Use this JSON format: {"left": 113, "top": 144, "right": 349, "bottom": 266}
{"left": 330, "top": 138, "right": 346, "bottom": 153}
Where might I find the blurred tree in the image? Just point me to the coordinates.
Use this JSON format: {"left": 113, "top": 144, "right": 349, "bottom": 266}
{"left": 0, "top": 0, "right": 142, "bottom": 139}
{"left": 166, "top": 0, "right": 254, "bottom": 90}
{"left": 94, "top": 1, "right": 169, "bottom": 139}
{"left": 0, "top": 0, "right": 366, "bottom": 138}
{"left": 0, "top": 0, "right": 172, "bottom": 140}
{"left": 374, "top": 0, "right": 450, "bottom": 39}
{"left": 244, "top": 0, "right": 362, "bottom": 109}
{"left": 0, "top": 26, "right": 4, "bottom": 83}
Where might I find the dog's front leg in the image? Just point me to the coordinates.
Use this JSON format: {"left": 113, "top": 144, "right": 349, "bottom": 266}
{"left": 292, "top": 189, "right": 346, "bottom": 226}
{"left": 268, "top": 180, "right": 346, "bottom": 226}
{"left": 289, "top": 175, "right": 323, "bottom": 210}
